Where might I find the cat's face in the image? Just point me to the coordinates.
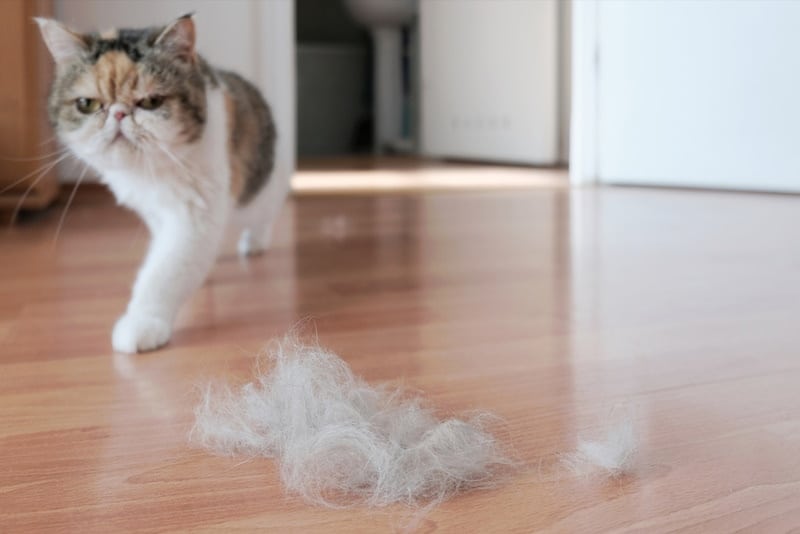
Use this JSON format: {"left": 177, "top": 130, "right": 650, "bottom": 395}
{"left": 36, "top": 15, "right": 207, "bottom": 171}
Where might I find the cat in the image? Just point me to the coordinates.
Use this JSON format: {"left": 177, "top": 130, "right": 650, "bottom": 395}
{"left": 35, "top": 14, "right": 284, "bottom": 353}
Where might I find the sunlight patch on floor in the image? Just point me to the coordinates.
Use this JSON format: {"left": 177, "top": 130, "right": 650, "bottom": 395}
{"left": 292, "top": 158, "right": 567, "bottom": 194}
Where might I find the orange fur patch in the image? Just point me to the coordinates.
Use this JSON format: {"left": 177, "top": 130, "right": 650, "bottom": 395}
{"left": 93, "top": 51, "right": 140, "bottom": 104}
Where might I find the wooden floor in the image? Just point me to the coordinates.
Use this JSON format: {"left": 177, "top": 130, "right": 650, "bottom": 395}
{"left": 2, "top": 164, "right": 800, "bottom": 532}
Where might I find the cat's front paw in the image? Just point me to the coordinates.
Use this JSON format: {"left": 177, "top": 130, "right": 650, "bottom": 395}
{"left": 112, "top": 312, "right": 172, "bottom": 353}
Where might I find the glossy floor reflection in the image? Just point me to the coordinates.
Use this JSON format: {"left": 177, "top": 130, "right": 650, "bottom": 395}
{"left": 2, "top": 171, "right": 800, "bottom": 532}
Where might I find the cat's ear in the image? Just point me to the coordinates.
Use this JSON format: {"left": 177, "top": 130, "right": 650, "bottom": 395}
{"left": 34, "top": 18, "right": 88, "bottom": 64}
{"left": 154, "top": 13, "right": 196, "bottom": 62}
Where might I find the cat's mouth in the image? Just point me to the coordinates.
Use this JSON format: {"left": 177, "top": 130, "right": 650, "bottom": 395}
{"left": 110, "top": 131, "right": 128, "bottom": 145}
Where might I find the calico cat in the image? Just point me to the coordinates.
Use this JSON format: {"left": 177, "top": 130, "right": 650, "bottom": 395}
{"left": 35, "top": 15, "right": 283, "bottom": 353}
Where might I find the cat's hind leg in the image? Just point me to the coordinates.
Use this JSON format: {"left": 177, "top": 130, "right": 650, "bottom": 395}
{"left": 236, "top": 176, "right": 287, "bottom": 257}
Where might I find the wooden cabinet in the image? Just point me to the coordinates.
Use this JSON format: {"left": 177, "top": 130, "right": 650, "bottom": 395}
{"left": 0, "top": 0, "right": 58, "bottom": 217}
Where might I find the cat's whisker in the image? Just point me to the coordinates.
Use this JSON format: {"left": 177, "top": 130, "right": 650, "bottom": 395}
{"left": 0, "top": 147, "right": 70, "bottom": 163}
{"left": 139, "top": 138, "right": 157, "bottom": 180}
{"left": 8, "top": 174, "right": 50, "bottom": 227}
{"left": 6, "top": 154, "right": 72, "bottom": 225}
{"left": 143, "top": 138, "right": 196, "bottom": 185}
{"left": 51, "top": 162, "right": 90, "bottom": 246}
{"left": 134, "top": 142, "right": 143, "bottom": 170}
{"left": 154, "top": 143, "right": 199, "bottom": 183}
{"left": 144, "top": 146, "right": 157, "bottom": 184}
{"left": 0, "top": 153, "right": 71, "bottom": 196}
{"left": 38, "top": 133, "right": 58, "bottom": 147}
{"left": 122, "top": 146, "right": 151, "bottom": 252}
{"left": 147, "top": 138, "right": 188, "bottom": 170}
{"left": 154, "top": 143, "right": 211, "bottom": 206}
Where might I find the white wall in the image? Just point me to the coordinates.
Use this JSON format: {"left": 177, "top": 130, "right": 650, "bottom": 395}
{"left": 419, "top": 0, "right": 559, "bottom": 165}
{"left": 54, "top": 0, "right": 295, "bottom": 191}
{"left": 593, "top": 0, "right": 800, "bottom": 192}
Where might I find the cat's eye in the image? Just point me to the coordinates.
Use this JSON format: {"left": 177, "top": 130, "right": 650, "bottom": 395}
{"left": 76, "top": 98, "right": 101, "bottom": 114}
{"left": 137, "top": 96, "right": 164, "bottom": 111}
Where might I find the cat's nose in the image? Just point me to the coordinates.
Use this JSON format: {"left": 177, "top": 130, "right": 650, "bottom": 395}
{"left": 109, "top": 104, "right": 129, "bottom": 122}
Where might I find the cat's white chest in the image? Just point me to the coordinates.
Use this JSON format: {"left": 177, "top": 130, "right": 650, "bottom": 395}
{"left": 101, "top": 88, "right": 230, "bottom": 219}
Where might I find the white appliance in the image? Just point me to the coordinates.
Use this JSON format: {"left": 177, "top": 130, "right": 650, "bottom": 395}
{"left": 419, "top": 0, "right": 559, "bottom": 165}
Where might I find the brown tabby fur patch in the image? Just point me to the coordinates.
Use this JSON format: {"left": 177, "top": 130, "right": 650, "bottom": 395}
{"left": 218, "top": 70, "right": 275, "bottom": 205}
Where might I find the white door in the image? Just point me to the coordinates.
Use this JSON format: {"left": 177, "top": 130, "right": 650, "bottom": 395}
{"left": 592, "top": 0, "right": 800, "bottom": 192}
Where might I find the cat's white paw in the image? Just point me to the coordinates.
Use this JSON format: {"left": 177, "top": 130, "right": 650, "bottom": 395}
{"left": 112, "top": 312, "right": 172, "bottom": 353}
{"left": 237, "top": 228, "right": 272, "bottom": 257}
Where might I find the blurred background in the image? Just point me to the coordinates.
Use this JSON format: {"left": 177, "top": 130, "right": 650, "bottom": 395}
{"left": 3, "top": 0, "right": 800, "bottom": 211}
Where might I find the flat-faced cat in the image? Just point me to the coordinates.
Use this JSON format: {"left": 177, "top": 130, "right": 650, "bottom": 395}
{"left": 36, "top": 14, "right": 284, "bottom": 353}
